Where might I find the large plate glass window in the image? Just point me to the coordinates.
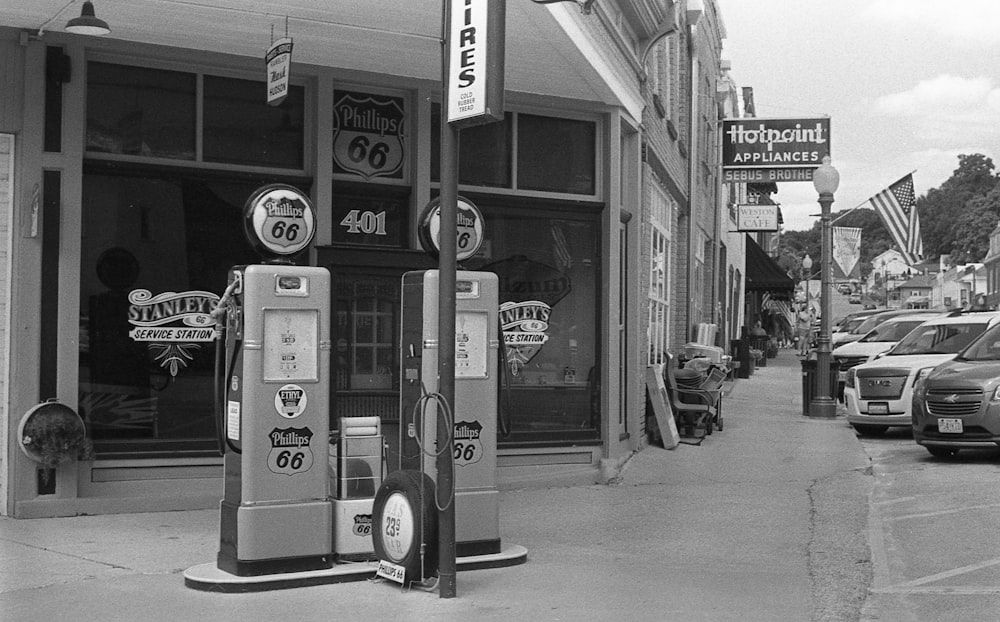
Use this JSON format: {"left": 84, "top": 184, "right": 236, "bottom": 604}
{"left": 78, "top": 168, "right": 308, "bottom": 456}
{"left": 465, "top": 203, "right": 601, "bottom": 444}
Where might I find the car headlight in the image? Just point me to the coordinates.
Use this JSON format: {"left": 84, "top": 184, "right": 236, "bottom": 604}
{"left": 913, "top": 376, "right": 927, "bottom": 399}
{"left": 845, "top": 368, "right": 856, "bottom": 389}
{"left": 912, "top": 367, "right": 935, "bottom": 387}
{"left": 992, "top": 386, "right": 1000, "bottom": 402}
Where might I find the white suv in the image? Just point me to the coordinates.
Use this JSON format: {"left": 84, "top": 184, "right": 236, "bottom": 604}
{"left": 844, "top": 311, "right": 1000, "bottom": 435}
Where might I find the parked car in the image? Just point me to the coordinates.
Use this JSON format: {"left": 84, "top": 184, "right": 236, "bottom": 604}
{"left": 844, "top": 311, "right": 1000, "bottom": 436}
{"left": 832, "top": 308, "right": 939, "bottom": 348}
{"left": 848, "top": 293, "right": 862, "bottom": 304}
{"left": 912, "top": 318, "right": 1000, "bottom": 457}
{"left": 833, "top": 313, "right": 946, "bottom": 400}
{"left": 838, "top": 284, "right": 853, "bottom": 295}
{"left": 832, "top": 310, "right": 878, "bottom": 341}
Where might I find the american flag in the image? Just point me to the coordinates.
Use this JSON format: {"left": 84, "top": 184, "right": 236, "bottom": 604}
{"left": 868, "top": 173, "right": 923, "bottom": 265}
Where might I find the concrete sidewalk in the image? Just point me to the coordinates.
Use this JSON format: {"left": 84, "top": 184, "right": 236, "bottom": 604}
{"left": 0, "top": 348, "right": 872, "bottom": 621}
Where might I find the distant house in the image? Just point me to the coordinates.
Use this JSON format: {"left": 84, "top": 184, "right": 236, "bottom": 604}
{"left": 867, "top": 249, "right": 912, "bottom": 308}
{"left": 982, "top": 222, "right": 1000, "bottom": 309}
{"left": 898, "top": 273, "right": 934, "bottom": 309}
{"left": 934, "top": 262, "right": 986, "bottom": 309}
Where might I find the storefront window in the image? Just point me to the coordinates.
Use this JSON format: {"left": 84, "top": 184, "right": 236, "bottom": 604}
{"left": 86, "top": 63, "right": 196, "bottom": 159}
{"left": 430, "top": 104, "right": 512, "bottom": 187}
{"left": 517, "top": 114, "right": 596, "bottom": 194}
{"left": 78, "top": 167, "right": 306, "bottom": 456}
{"left": 466, "top": 204, "right": 601, "bottom": 444}
{"left": 204, "top": 76, "right": 305, "bottom": 168}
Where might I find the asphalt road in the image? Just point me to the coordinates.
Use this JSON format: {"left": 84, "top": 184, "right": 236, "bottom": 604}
{"left": 858, "top": 427, "right": 1000, "bottom": 621}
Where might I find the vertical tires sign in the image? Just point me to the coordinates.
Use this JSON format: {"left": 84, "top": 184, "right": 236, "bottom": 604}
{"left": 447, "top": 0, "right": 506, "bottom": 128}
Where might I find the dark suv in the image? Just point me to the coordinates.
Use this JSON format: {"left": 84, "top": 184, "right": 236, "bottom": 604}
{"left": 912, "top": 319, "right": 1000, "bottom": 457}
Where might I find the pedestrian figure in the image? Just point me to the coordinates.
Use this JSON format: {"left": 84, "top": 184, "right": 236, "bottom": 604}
{"left": 795, "top": 304, "right": 811, "bottom": 356}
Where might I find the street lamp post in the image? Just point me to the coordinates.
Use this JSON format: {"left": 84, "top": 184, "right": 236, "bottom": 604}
{"left": 802, "top": 254, "right": 813, "bottom": 319}
{"left": 810, "top": 156, "right": 839, "bottom": 418}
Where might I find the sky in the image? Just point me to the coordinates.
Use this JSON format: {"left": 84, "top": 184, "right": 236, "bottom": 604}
{"left": 718, "top": 0, "right": 1000, "bottom": 231}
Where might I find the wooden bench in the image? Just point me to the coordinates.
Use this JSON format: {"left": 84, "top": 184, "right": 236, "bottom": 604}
{"left": 664, "top": 354, "right": 724, "bottom": 437}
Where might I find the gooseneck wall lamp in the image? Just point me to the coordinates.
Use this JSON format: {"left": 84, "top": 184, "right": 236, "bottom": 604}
{"left": 809, "top": 155, "right": 840, "bottom": 418}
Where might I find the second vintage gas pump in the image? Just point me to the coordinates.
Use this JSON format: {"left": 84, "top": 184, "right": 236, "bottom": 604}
{"left": 214, "top": 184, "right": 333, "bottom": 576}
{"left": 378, "top": 197, "right": 502, "bottom": 567}
{"left": 398, "top": 268, "right": 501, "bottom": 557}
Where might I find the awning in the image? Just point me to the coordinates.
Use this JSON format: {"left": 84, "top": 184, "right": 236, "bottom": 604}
{"left": 745, "top": 235, "right": 795, "bottom": 294}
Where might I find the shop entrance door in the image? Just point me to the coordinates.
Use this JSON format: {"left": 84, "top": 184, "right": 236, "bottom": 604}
{"left": 318, "top": 247, "right": 433, "bottom": 467}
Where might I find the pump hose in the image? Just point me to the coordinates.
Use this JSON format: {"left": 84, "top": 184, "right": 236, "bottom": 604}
{"left": 212, "top": 279, "right": 243, "bottom": 455}
{"left": 410, "top": 386, "right": 455, "bottom": 512}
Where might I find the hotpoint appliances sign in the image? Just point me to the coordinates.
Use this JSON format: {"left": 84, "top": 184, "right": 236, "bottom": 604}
{"left": 722, "top": 117, "right": 830, "bottom": 184}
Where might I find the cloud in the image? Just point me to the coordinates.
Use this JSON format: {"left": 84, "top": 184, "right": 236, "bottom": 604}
{"left": 873, "top": 75, "right": 1000, "bottom": 145}
{"left": 875, "top": 75, "right": 992, "bottom": 115}
{"left": 863, "top": 0, "right": 1000, "bottom": 46}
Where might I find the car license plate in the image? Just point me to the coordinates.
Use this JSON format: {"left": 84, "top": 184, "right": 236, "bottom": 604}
{"left": 868, "top": 402, "right": 889, "bottom": 415}
{"left": 937, "top": 418, "right": 963, "bottom": 433}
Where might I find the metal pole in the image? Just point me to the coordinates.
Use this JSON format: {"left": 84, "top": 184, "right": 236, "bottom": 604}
{"left": 810, "top": 193, "right": 837, "bottom": 418}
{"left": 437, "top": 0, "right": 457, "bottom": 598}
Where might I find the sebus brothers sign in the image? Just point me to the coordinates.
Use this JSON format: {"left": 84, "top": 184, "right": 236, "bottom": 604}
{"left": 722, "top": 117, "right": 830, "bottom": 178}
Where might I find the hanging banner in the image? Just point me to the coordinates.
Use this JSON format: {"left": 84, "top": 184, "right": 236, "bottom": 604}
{"left": 832, "top": 226, "right": 862, "bottom": 281}
{"left": 265, "top": 37, "right": 293, "bottom": 106}
{"left": 447, "top": 0, "right": 505, "bottom": 128}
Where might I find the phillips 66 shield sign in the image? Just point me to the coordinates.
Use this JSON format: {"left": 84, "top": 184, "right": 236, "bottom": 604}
{"left": 333, "top": 90, "right": 406, "bottom": 180}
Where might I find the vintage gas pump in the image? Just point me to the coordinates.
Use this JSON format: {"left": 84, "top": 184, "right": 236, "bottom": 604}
{"left": 214, "top": 184, "right": 333, "bottom": 576}
{"left": 398, "top": 269, "right": 501, "bottom": 557}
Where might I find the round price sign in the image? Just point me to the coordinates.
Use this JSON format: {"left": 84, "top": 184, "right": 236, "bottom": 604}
{"left": 243, "top": 184, "right": 316, "bottom": 259}
{"left": 418, "top": 195, "right": 485, "bottom": 261}
{"left": 379, "top": 492, "right": 415, "bottom": 563}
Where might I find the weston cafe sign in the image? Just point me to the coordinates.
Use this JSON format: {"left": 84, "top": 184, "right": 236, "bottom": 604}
{"left": 722, "top": 117, "right": 830, "bottom": 183}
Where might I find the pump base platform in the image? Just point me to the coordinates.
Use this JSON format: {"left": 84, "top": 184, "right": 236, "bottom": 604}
{"left": 184, "top": 543, "right": 528, "bottom": 593}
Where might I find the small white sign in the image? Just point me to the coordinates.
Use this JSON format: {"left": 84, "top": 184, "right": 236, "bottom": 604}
{"left": 376, "top": 559, "right": 406, "bottom": 584}
{"left": 737, "top": 204, "right": 779, "bottom": 232}
{"left": 265, "top": 37, "right": 293, "bottom": 106}
{"left": 274, "top": 384, "right": 307, "bottom": 418}
{"left": 227, "top": 401, "right": 241, "bottom": 441}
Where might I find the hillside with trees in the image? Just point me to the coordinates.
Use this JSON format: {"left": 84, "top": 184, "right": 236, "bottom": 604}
{"left": 775, "top": 153, "right": 1000, "bottom": 278}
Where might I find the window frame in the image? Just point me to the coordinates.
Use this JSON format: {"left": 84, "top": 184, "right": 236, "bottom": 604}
{"left": 84, "top": 54, "right": 311, "bottom": 177}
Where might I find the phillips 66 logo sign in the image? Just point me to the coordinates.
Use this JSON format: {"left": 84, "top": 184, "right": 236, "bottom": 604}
{"left": 333, "top": 91, "right": 406, "bottom": 180}
{"left": 243, "top": 184, "right": 316, "bottom": 258}
{"left": 453, "top": 420, "right": 484, "bottom": 466}
{"left": 267, "top": 426, "right": 315, "bottom": 476}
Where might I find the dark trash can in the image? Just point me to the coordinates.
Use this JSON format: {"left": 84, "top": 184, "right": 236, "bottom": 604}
{"left": 731, "top": 339, "right": 751, "bottom": 379}
{"left": 748, "top": 335, "right": 769, "bottom": 367}
{"left": 800, "top": 359, "right": 841, "bottom": 416}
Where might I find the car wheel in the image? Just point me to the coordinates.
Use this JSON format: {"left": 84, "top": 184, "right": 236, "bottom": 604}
{"left": 926, "top": 446, "right": 959, "bottom": 458}
{"left": 852, "top": 424, "right": 888, "bottom": 436}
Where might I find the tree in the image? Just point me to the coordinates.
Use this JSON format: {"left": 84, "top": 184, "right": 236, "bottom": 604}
{"left": 948, "top": 184, "right": 1000, "bottom": 262}
{"left": 920, "top": 154, "right": 998, "bottom": 259}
